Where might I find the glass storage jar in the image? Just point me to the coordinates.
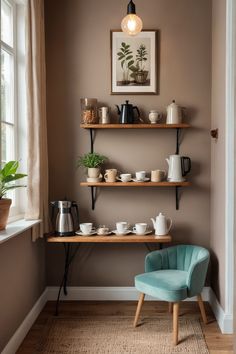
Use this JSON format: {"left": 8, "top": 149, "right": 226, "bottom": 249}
{"left": 81, "top": 98, "right": 98, "bottom": 124}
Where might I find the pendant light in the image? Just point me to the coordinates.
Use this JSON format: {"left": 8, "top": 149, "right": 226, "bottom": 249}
{"left": 121, "top": 0, "right": 143, "bottom": 36}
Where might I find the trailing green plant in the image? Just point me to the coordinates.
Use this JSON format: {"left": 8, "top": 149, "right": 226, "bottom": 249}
{"left": 77, "top": 153, "right": 107, "bottom": 169}
{"left": 0, "top": 161, "right": 27, "bottom": 199}
{"left": 117, "top": 42, "right": 134, "bottom": 82}
{"left": 136, "top": 44, "right": 148, "bottom": 71}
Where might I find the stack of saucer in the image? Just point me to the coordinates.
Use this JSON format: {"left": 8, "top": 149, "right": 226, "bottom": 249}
{"left": 87, "top": 174, "right": 103, "bottom": 183}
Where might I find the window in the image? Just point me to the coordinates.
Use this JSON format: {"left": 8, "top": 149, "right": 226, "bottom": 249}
{"left": 1, "top": 0, "right": 26, "bottom": 220}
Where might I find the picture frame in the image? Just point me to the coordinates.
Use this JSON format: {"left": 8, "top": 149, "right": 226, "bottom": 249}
{"left": 111, "top": 30, "right": 158, "bottom": 95}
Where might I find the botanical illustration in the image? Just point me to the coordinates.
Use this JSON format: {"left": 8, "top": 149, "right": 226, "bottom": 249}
{"left": 117, "top": 42, "right": 149, "bottom": 86}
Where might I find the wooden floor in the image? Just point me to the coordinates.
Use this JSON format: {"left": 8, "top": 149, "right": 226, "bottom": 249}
{"left": 18, "top": 301, "right": 234, "bottom": 354}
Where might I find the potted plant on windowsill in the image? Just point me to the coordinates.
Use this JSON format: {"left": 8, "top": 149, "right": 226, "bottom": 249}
{"left": 77, "top": 152, "right": 107, "bottom": 181}
{"left": 0, "top": 161, "right": 27, "bottom": 230}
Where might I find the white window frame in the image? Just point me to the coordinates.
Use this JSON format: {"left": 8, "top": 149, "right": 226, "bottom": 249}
{"left": 1, "top": 0, "right": 27, "bottom": 221}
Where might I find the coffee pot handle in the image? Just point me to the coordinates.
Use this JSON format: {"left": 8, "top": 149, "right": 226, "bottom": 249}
{"left": 72, "top": 202, "right": 79, "bottom": 229}
{"left": 167, "top": 218, "right": 172, "bottom": 233}
{"left": 181, "top": 157, "right": 191, "bottom": 176}
{"left": 50, "top": 201, "right": 58, "bottom": 232}
{"left": 133, "top": 106, "right": 140, "bottom": 118}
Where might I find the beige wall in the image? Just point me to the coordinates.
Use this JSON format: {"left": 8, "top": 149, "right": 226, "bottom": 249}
{"left": 0, "top": 231, "right": 45, "bottom": 351}
{"left": 45, "top": 0, "right": 212, "bottom": 286}
{"left": 210, "top": 0, "right": 226, "bottom": 309}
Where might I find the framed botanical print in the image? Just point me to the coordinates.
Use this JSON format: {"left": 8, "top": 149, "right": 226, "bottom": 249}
{"left": 111, "top": 30, "right": 158, "bottom": 95}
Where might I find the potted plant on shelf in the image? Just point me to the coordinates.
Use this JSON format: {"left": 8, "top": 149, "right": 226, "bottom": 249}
{"left": 0, "top": 161, "right": 27, "bottom": 230}
{"left": 77, "top": 152, "right": 107, "bottom": 180}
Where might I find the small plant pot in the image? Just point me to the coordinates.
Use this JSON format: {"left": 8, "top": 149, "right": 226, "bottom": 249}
{"left": 135, "top": 70, "right": 149, "bottom": 84}
{"left": 0, "top": 198, "right": 12, "bottom": 230}
{"left": 87, "top": 167, "right": 101, "bottom": 178}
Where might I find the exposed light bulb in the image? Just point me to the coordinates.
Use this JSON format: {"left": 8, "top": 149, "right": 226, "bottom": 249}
{"left": 121, "top": 14, "right": 143, "bottom": 36}
{"left": 121, "top": 1, "right": 143, "bottom": 36}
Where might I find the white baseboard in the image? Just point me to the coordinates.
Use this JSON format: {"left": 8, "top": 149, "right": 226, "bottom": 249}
{"left": 2, "top": 286, "right": 233, "bottom": 353}
{"left": 47, "top": 286, "right": 210, "bottom": 302}
{"left": 2, "top": 289, "right": 48, "bottom": 354}
{"left": 208, "top": 287, "right": 233, "bottom": 334}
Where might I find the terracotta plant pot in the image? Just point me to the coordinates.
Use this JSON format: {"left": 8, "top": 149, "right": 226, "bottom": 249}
{"left": 0, "top": 198, "right": 12, "bottom": 230}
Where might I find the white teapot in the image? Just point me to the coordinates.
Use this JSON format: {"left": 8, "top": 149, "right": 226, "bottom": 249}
{"left": 166, "top": 100, "right": 182, "bottom": 124}
{"left": 151, "top": 212, "right": 172, "bottom": 236}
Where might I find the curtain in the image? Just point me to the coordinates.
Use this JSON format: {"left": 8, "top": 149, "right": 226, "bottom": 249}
{"left": 25, "top": 0, "right": 49, "bottom": 241}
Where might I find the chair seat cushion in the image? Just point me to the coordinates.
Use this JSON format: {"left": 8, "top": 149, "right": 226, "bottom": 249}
{"left": 135, "top": 269, "right": 188, "bottom": 302}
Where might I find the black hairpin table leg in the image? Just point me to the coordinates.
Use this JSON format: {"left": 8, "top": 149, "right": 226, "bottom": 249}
{"left": 145, "top": 243, "right": 163, "bottom": 252}
{"left": 55, "top": 243, "right": 81, "bottom": 316}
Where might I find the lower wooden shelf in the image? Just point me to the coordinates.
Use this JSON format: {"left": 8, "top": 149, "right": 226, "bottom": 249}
{"left": 80, "top": 181, "right": 190, "bottom": 187}
{"left": 47, "top": 234, "right": 172, "bottom": 243}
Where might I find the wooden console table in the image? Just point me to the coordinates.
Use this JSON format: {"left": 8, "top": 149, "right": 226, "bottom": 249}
{"left": 47, "top": 234, "right": 172, "bottom": 314}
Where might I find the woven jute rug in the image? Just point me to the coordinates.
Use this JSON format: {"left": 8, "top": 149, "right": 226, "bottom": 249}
{"left": 37, "top": 316, "right": 209, "bottom": 354}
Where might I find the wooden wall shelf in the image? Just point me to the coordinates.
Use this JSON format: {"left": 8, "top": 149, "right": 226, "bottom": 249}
{"left": 80, "top": 123, "right": 190, "bottom": 129}
{"left": 80, "top": 181, "right": 190, "bottom": 187}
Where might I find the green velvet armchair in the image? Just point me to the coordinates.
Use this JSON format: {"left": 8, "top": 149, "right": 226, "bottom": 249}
{"left": 134, "top": 245, "right": 210, "bottom": 345}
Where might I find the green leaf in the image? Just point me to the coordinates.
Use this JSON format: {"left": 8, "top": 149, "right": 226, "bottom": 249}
{"left": 3, "top": 174, "right": 27, "bottom": 183}
{"left": 121, "top": 42, "right": 126, "bottom": 48}
{"left": 128, "top": 60, "right": 134, "bottom": 67}
{"left": 126, "top": 55, "right": 133, "bottom": 61}
{"left": 1, "top": 161, "right": 18, "bottom": 178}
{"left": 118, "top": 55, "right": 125, "bottom": 60}
{"left": 121, "top": 59, "right": 125, "bottom": 69}
{"left": 117, "top": 52, "right": 124, "bottom": 56}
{"left": 129, "top": 65, "right": 138, "bottom": 72}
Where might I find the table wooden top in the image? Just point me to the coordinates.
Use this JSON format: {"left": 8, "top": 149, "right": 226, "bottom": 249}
{"left": 47, "top": 234, "right": 172, "bottom": 243}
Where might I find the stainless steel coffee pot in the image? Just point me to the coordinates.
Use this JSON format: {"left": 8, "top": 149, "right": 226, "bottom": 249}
{"left": 50, "top": 200, "right": 79, "bottom": 236}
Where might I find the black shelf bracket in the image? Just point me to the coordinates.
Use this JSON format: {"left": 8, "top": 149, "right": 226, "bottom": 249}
{"left": 89, "top": 128, "right": 95, "bottom": 153}
{"left": 175, "top": 186, "right": 180, "bottom": 210}
{"left": 176, "top": 128, "right": 180, "bottom": 154}
{"left": 90, "top": 186, "right": 96, "bottom": 210}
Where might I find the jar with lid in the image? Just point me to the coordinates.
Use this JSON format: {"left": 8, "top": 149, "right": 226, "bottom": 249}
{"left": 81, "top": 98, "right": 98, "bottom": 124}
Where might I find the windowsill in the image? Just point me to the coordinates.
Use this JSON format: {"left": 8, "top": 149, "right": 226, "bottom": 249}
{"left": 0, "top": 219, "right": 41, "bottom": 244}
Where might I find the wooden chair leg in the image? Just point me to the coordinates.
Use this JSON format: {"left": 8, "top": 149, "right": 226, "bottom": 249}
{"left": 168, "top": 302, "right": 173, "bottom": 313}
{"left": 173, "top": 302, "right": 179, "bottom": 345}
{"left": 197, "top": 294, "right": 208, "bottom": 324}
{"left": 133, "top": 293, "right": 145, "bottom": 327}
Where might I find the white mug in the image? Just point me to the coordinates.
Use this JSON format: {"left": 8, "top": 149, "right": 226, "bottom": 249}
{"left": 118, "top": 173, "right": 132, "bottom": 182}
{"left": 80, "top": 223, "right": 93, "bottom": 234}
{"left": 151, "top": 170, "right": 166, "bottom": 182}
{"left": 133, "top": 223, "right": 147, "bottom": 235}
{"left": 116, "top": 221, "right": 129, "bottom": 234}
{"left": 135, "top": 171, "right": 146, "bottom": 181}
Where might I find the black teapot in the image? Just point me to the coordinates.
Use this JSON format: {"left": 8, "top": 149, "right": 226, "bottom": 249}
{"left": 116, "top": 100, "right": 140, "bottom": 124}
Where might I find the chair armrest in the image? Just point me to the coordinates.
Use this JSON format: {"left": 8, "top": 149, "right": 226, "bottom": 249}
{"left": 145, "top": 250, "right": 164, "bottom": 272}
{"left": 186, "top": 256, "right": 209, "bottom": 297}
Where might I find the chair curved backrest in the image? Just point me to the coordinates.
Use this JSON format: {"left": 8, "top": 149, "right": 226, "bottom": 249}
{"left": 145, "top": 245, "right": 210, "bottom": 298}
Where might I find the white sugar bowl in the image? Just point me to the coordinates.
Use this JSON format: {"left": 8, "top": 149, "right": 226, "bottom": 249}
{"left": 149, "top": 110, "right": 161, "bottom": 124}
